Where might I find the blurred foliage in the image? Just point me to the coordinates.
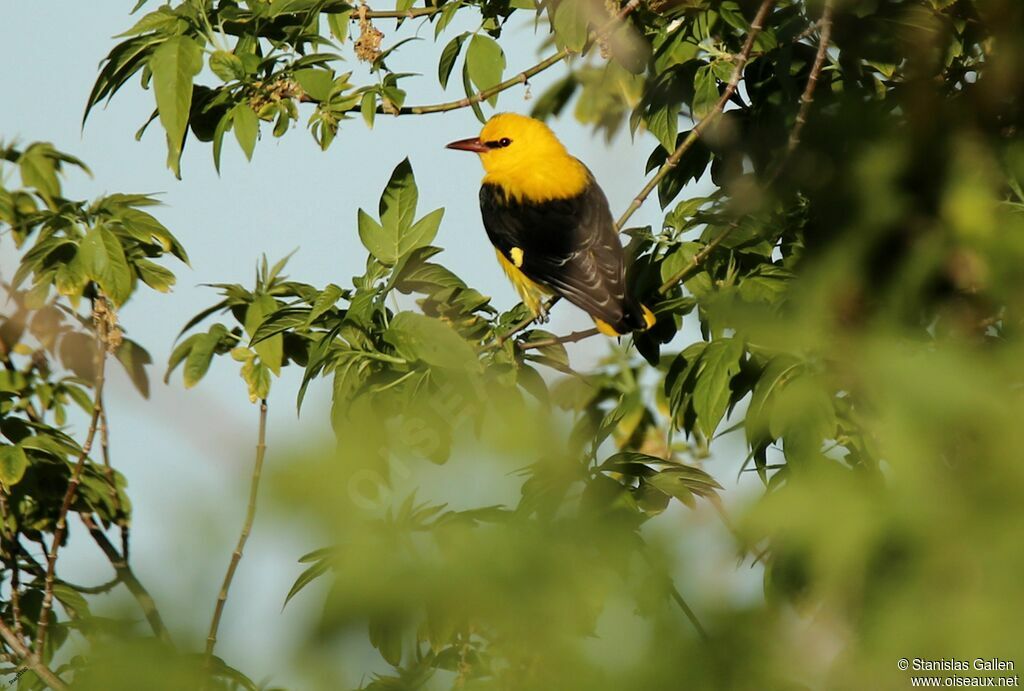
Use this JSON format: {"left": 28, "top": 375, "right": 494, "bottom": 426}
{"left": 4, "top": 0, "right": 1024, "bottom": 689}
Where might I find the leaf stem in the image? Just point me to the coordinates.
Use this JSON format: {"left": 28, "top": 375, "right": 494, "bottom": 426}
{"left": 204, "top": 398, "right": 268, "bottom": 664}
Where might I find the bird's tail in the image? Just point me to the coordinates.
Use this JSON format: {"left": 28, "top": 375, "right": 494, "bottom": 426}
{"left": 594, "top": 299, "right": 656, "bottom": 337}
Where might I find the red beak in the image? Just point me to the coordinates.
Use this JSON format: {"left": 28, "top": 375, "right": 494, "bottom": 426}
{"left": 446, "top": 137, "right": 489, "bottom": 153}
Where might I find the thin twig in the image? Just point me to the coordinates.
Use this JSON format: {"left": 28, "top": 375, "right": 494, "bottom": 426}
{"left": 205, "top": 398, "right": 269, "bottom": 664}
{"left": 616, "top": 0, "right": 778, "bottom": 231}
{"left": 516, "top": 327, "right": 601, "bottom": 351}
{"left": 485, "top": 296, "right": 560, "bottom": 350}
{"left": 34, "top": 298, "right": 112, "bottom": 657}
{"left": 352, "top": 6, "right": 443, "bottom": 20}
{"left": 669, "top": 584, "right": 709, "bottom": 641}
{"left": 0, "top": 619, "right": 69, "bottom": 691}
{"left": 771, "top": 0, "right": 834, "bottom": 179}
{"left": 364, "top": 0, "right": 641, "bottom": 116}
{"left": 79, "top": 513, "right": 172, "bottom": 644}
{"left": 0, "top": 494, "right": 24, "bottom": 641}
{"left": 96, "top": 399, "right": 130, "bottom": 560}
{"left": 657, "top": 221, "right": 741, "bottom": 295}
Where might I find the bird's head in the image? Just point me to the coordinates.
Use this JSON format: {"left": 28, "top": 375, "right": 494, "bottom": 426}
{"left": 446, "top": 113, "right": 586, "bottom": 201}
{"left": 446, "top": 113, "right": 573, "bottom": 175}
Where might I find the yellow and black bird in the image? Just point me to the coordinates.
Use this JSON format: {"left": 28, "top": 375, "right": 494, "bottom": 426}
{"left": 447, "top": 113, "right": 655, "bottom": 337}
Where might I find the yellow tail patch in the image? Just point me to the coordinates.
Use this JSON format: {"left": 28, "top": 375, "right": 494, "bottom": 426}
{"left": 594, "top": 318, "right": 622, "bottom": 337}
{"left": 594, "top": 305, "right": 656, "bottom": 337}
{"left": 495, "top": 249, "right": 549, "bottom": 317}
{"left": 641, "top": 304, "right": 656, "bottom": 329}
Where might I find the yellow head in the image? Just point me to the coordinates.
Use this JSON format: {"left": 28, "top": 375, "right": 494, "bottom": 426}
{"left": 447, "top": 113, "right": 589, "bottom": 202}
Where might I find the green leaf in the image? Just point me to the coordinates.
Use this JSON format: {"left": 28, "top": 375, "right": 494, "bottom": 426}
{"left": 438, "top": 33, "right": 467, "bottom": 89}
{"left": 692, "top": 64, "right": 719, "bottom": 120}
{"left": 135, "top": 258, "right": 176, "bottom": 292}
{"left": 232, "top": 103, "right": 259, "bottom": 161}
{"left": 54, "top": 250, "right": 89, "bottom": 298}
{"left": 79, "top": 225, "right": 133, "bottom": 305}
{"left": 242, "top": 357, "right": 271, "bottom": 402}
{"left": 647, "top": 471, "right": 696, "bottom": 508}
{"left": 361, "top": 91, "right": 377, "bottom": 129}
{"left": 307, "top": 284, "right": 344, "bottom": 326}
{"left": 293, "top": 68, "right": 334, "bottom": 102}
{"left": 245, "top": 295, "right": 283, "bottom": 375}
{"left": 150, "top": 35, "right": 203, "bottom": 178}
{"left": 466, "top": 34, "right": 505, "bottom": 107}
{"left": 692, "top": 338, "right": 743, "bottom": 438}
{"left": 183, "top": 324, "right": 228, "bottom": 388}
{"left": 379, "top": 158, "right": 418, "bottom": 235}
{"left": 554, "top": 0, "right": 589, "bottom": 52}
{"left": 19, "top": 145, "right": 61, "bottom": 200}
{"left": 384, "top": 312, "right": 480, "bottom": 372}
{"left": 209, "top": 50, "right": 245, "bottom": 81}
{"left": 115, "top": 338, "right": 152, "bottom": 398}
{"left": 165, "top": 333, "right": 200, "bottom": 384}
{"left": 284, "top": 557, "right": 332, "bottom": 607}
{"left": 369, "top": 618, "right": 404, "bottom": 667}
{"left": 0, "top": 445, "right": 28, "bottom": 487}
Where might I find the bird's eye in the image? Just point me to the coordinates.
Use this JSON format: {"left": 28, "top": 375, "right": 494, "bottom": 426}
{"left": 498, "top": 138, "right": 512, "bottom": 147}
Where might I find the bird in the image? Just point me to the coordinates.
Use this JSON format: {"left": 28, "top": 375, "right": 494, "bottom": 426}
{"left": 446, "top": 112, "right": 655, "bottom": 337}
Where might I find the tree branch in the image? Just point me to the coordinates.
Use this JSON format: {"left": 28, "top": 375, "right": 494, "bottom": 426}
{"left": 669, "top": 583, "right": 709, "bottom": 642}
{"left": 34, "top": 298, "right": 113, "bottom": 657}
{"left": 0, "top": 494, "right": 25, "bottom": 643}
{"left": 205, "top": 398, "right": 269, "bottom": 664}
{"left": 371, "top": 0, "right": 641, "bottom": 116}
{"left": 657, "top": 221, "right": 741, "bottom": 295}
{"left": 353, "top": 6, "right": 443, "bottom": 20}
{"left": 78, "top": 513, "right": 172, "bottom": 644}
{"left": 773, "top": 0, "right": 834, "bottom": 177}
{"left": 615, "top": 0, "right": 778, "bottom": 231}
{"left": 0, "top": 619, "right": 69, "bottom": 691}
{"left": 516, "top": 327, "right": 601, "bottom": 351}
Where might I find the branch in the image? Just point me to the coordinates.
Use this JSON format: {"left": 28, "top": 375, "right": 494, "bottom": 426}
{"left": 371, "top": 0, "right": 641, "bottom": 116}
{"left": 78, "top": 513, "right": 172, "bottom": 644}
{"left": 516, "top": 327, "right": 600, "bottom": 351}
{"left": 615, "top": 0, "right": 778, "bottom": 231}
{"left": 657, "top": 221, "right": 741, "bottom": 295}
{"left": 0, "top": 494, "right": 25, "bottom": 642}
{"left": 205, "top": 398, "right": 269, "bottom": 664}
{"left": 34, "top": 297, "right": 113, "bottom": 657}
{"left": 774, "top": 0, "right": 834, "bottom": 176}
{"left": 96, "top": 399, "right": 131, "bottom": 559}
{"left": 353, "top": 6, "right": 443, "bottom": 20}
{"left": 0, "top": 619, "right": 69, "bottom": 691}
{"left": 669, "top": 584, "right": 709, "bottom": 642}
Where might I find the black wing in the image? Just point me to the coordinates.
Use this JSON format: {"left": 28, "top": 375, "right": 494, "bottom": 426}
{"left": 480, "top": 173, "right": 642, "bottom": 331}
